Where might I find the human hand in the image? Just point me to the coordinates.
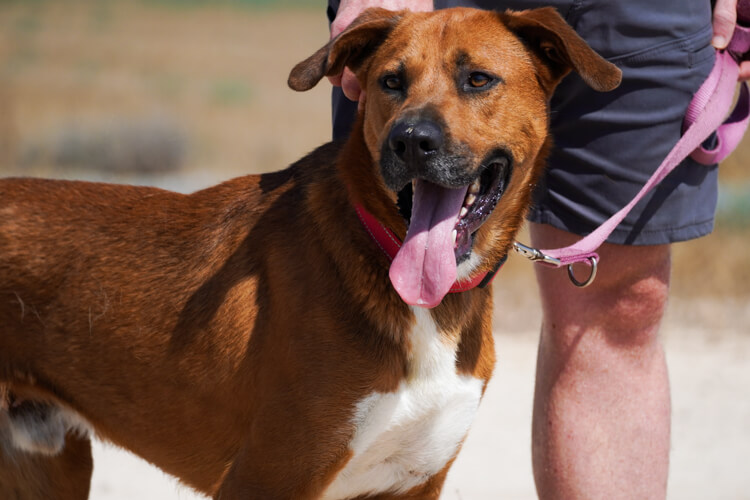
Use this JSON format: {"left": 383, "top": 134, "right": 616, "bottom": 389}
{"left": 328, "top": 0, "right": 433, "bottom": 104}
{"left": 712, "top": 0, "right": 750, "bottom": 80}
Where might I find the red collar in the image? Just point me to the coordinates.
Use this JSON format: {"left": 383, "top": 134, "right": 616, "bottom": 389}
{"left": 353, "top": 204, "right": 505, "bottom": 293}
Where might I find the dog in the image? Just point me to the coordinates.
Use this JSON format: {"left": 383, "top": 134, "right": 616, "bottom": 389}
{"left": 0, "top": 7, "right": 620, "bottom": 499}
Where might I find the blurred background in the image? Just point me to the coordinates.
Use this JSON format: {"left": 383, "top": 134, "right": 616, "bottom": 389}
{"left": 2, "top": 0, "right": 749, "bottom": 299}
{"left": 0, "top": 1, "right": 748, "bottom": 499}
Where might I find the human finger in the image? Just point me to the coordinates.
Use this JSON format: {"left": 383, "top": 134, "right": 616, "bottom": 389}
{"left": 341, "top": 67, "right": 362, "bottom": 101}
{"left": 713, "top": 0, "right": 738, "bottom": 49}
{"left": 739, "top": 60, "right": 750, "bottom": 80}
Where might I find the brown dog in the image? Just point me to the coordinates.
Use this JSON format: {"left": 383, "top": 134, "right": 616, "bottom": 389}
{"left": 0, "top": 7, "right": 620, "bottom": 499}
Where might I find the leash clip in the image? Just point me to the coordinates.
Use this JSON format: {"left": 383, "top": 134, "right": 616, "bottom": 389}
{"left": 513, "top": 242, "right": 561, "bottom": 266}
{"left": 513, "top": 242, "right": 598, "bottom": 288}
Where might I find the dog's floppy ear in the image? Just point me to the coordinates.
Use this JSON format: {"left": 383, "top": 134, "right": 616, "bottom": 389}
{"left": 288, "top": 8, "right": 403, "bottom": 91}
{"left": 502, "top": 7, "right": 621, "bottom": 93}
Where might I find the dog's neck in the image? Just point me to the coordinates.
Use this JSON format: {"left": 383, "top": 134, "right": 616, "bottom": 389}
{"left": 351, "top": 202, "right": 506, "bottom": 292}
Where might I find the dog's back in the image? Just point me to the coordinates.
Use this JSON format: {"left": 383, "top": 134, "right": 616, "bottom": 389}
{"left": 0, "top": 170, "right": 292, "bottom": 492}
{"left": 0, "top": 143, "right": 361, "bottom": 495}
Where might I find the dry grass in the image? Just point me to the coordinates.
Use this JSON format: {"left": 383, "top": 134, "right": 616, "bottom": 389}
{"left": 1, "top": 0, "right": 748, "bottom": 299}
{"left": 0, "top": 1, "right": 331, "bottom": 177}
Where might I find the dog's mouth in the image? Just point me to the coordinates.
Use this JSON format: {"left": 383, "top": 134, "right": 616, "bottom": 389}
{"left": 397, "top": 157, "right": 511, "bottom": 261}
{"left": 454, "top": 158, "right": 511, "bottom": 261}
{"left": 390, "top": 156, "right": 511, "bottom": 308}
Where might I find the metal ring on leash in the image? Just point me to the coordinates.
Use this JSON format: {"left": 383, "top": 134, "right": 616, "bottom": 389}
{"left": 567, "top": 256, "right": 598, "bottom": 288}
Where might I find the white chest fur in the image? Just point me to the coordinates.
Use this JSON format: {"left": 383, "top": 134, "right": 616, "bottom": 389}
{"left": 321, "top": 308, "right": 483, "bottom": 500}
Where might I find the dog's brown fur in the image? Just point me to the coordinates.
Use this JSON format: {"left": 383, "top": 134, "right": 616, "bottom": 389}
{"left": 0, "top": 7, "right": 619, "bottom": 499}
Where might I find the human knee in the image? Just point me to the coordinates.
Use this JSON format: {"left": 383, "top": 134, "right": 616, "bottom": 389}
{"left": 584, "top": 243, "right": 671, "bottom": 347}
{"left": 531, "top": 224, "right": 672, "bottom": 348}
{"left": 601, "top": 272, "right": 669, "bottom": 348}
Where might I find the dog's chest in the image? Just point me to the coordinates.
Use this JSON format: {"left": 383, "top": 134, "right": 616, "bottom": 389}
{"left": 321, "top": 308, "right": 483, "bottom": 500}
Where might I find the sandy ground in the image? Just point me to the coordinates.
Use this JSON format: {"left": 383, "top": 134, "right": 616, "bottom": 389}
{"left": 88, "top": 298, "right": 750, "bottom": 500}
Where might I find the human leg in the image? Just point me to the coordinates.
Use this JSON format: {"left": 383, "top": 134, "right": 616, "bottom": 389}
{"left": 530, "top": 222, "right": 671, "bottom": 499}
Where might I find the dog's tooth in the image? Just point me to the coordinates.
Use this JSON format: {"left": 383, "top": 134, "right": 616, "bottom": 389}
{"left": 460, "top": 206, "right": 468, "bottom": 218}
{"left": 469, "top": 179, "right": 481, "bottom": 194}
{"left": 465, "top": 194, "right": 477, "bottom": 206}
{"left": 452, "top": 229, "right": 457, "bottom": 244}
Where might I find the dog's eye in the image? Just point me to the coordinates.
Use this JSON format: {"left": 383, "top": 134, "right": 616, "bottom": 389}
{"left": 467, "top": 72, "right": 492, "bottom": 88}
{"left": 383, "top": 75, "right": 403, "bottom": 91}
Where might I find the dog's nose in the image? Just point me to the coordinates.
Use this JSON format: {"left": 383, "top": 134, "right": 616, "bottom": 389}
{"left": 388, "top": 120, "right": 443, "bottom": 163}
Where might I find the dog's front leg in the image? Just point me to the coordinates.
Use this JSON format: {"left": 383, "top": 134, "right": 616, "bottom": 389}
{"left": 213, "top": 432, "right": 352, "bottom": 500}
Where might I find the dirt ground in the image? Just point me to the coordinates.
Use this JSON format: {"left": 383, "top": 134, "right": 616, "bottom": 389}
{"left": 1, "top": 2, "right": 749, "bottom": 499}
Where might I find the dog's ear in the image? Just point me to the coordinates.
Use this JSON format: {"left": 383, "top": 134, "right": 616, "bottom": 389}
{"left": 288, "top": 8, "right": 403, "bottom": 91}
{"left": 502, "top": 7, "right": 621, "bottom": 93}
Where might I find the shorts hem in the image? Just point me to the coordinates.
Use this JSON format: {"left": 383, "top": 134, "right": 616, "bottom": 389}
{"left": 527, "top": 207, "right": 715, "bottom": 245}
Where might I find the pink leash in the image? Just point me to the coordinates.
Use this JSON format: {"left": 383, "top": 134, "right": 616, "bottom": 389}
{"left": 517, "top": 9, "right": 750, "bottom": 287}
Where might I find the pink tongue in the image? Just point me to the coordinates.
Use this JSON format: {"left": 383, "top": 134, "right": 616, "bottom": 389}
{"left": 389, "top": 180, "right": 468, "bottom": 308}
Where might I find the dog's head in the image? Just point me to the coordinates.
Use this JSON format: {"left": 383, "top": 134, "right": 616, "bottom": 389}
{"left": 289, "top": 7, "right": 620, "bottom": 308}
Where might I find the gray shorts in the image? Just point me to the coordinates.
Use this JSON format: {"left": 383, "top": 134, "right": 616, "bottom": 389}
{"left": 331, "top": 0, "right": 719, "bottom": 245}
